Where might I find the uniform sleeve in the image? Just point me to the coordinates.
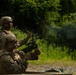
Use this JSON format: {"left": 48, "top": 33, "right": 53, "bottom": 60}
{"left": 19, "top": 32, "right": 31, "bottom": 46}
{"left": 25, "top": 50, "right": 40, "bottom": 60}
{"left": 1, "top": 54, "right": 24, "bottom": 74}
{"left": 19, "top": 36, "right": 30, "bottom": 47}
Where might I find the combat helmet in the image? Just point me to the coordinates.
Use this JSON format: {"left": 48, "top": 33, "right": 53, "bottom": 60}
{"left": 0, "top": 16, "right": 13, "bottom": 26}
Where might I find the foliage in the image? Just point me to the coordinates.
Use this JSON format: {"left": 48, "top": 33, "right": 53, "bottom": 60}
{"left": 44, "top": 25, "right": 61, "bottom": 44}
{"left": 61, "top": 13, "right": 76, "bottom": 24}
{"left": 58, "top": 22, "right": 76, "bottom": 50}
{"left": 1, "top": 0, "right": 76, "bottom": 61}
{"left": 43, "top": 21, "right": 76, "bottom": 52}
{"left": 12, "top": 27, "right": 76, "bottom": 62}
{"left": 0, "top": 0, "right": 61, "bottom": 37}
{"left": 60, "top": 0, "right": 76, "bottom": 16}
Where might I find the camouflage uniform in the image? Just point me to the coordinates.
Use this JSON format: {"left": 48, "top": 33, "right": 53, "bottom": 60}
{"left": 0, "top": 31, "right": 40, "bottom": 74}
{"left": 0, "top": 16, "right": 40, "bottom": 74}
{"left": 0, "top": 50, "right": 28, "bottom": 74}
{"left": 0, "top": 30, "right": 7, "bottom": 49}
{"left": 0, "top": 30, "right": 17, "bottom": 50}
{"left": 0, "top": 16, "right": 31, "bottom": 50}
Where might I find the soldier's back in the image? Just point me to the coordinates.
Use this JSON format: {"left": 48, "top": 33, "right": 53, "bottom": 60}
{"left": 0, "top": 30, "right": 17, "bottom": 50}
{"left": 0, "top": 30, "right": 7, "bottom": 50}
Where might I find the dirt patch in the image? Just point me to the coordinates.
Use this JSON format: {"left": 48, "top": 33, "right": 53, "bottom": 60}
{"left": 26, "top": 62, "right": 76, "bottom": 75}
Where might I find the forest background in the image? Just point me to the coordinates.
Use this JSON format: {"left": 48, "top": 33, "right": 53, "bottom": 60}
{"left": 0, "top": 0, "right": 76, "bottom": 63}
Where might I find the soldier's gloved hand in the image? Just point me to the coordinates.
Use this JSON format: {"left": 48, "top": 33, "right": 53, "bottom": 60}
{"left": 35, "top": 48, "right": 40, "bottom": 55}
{"left": 30, "top": 52, "right": 39, "bottom": 60}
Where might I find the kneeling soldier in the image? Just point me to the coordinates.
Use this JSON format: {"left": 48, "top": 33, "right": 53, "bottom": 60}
{"left": 0, "top": 34, "right": 40, "bottom": 74}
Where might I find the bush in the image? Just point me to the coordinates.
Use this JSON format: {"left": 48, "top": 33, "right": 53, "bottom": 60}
{"left": 56, "top": 22, "right": 76, "bottom": 55}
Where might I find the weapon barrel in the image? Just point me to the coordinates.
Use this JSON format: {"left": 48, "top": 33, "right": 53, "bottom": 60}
{"left": 21, "top": 44, "right": 38, "bottom": 53}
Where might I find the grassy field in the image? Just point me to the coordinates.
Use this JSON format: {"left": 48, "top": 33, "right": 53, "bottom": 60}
{"left": 12, "top": 27, "right": 76, "bottom": 65}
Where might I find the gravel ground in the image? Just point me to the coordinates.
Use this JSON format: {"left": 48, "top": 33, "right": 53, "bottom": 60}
{"left": 26, "top": 62, "right": 76, "bottom": 75}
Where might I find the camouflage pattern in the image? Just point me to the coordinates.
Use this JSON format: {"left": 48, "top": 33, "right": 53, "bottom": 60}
{"left": 0, "top": 49, "right": 40, "bottom": 74}
{"left": 0, "top": 16, "right": 40, "bottom": 74}
{"left": 0, "top": 34, "right": 40, "bottom": 74}
{"left": 0, "top": 16, "right": 16, "bottom": 50}
{"left": 0, "top": 30, "right": 18, "bottom": 50}
{"left": 0, "top": 16, "right": 13, "bottom": 26}
{"left": 0, "top": 30, "right": 8, "bottom": 50}
{"left": 0, "top": 35, "right": 28, "bottom": 74}
{"left": 0, "top": 50, "right": 28, "bottom": 74}
{"left": 0, "top": 29, "right": 31, "bottom": 50}
{"left": 0, "top": 16, "right": 31, "bottom": 50}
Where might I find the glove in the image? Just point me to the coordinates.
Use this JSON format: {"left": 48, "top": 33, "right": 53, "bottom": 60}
{"left": 35, "top": 48, "right": 40, "bottom": 55}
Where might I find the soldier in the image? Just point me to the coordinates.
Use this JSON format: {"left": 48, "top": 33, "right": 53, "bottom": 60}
{"left": 0, "top": 16, "right": 31, "bottom": 50}
{"left": 0, "top": 34, "right": 40, "bottom": 74}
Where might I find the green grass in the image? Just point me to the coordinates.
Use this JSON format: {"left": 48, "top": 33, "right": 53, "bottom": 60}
{"left": 12, "top": 27, "right": 76, "bottom": 65}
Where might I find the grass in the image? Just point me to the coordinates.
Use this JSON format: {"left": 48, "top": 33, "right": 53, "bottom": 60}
{"left": 12, "top": 27, "right": 76, "bottom": 65}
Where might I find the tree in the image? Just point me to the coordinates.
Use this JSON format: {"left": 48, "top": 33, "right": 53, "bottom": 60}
{"left": 60, "top": 0, "right": 76, "bottom": 16}
{"left": 7, "top": 0, "right": 60, "bottom": 38}
{"left": 0, "top": 0, "right": 9, "bottom": 16}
